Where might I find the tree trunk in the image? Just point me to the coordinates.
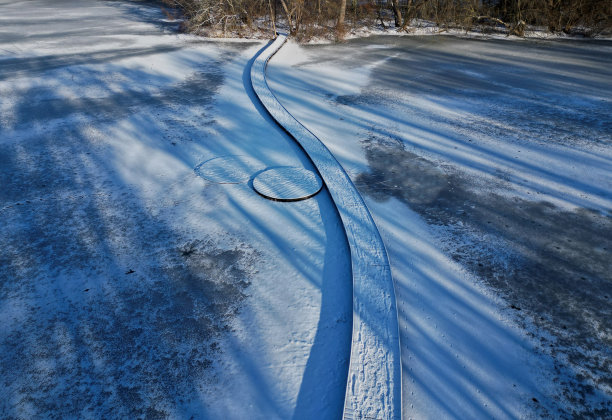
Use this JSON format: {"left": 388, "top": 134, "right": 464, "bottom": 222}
{"left": 401, "top": 0, "right": 414, "bottom": 30}
{"left": 390, "top": 0, "right": 403, "bottom": 28}
{"left": 268, "top": 0, "right": 276, "bottom": 37}
{"left": 279, "top": 0, "right": 295, "bottom": 34}
{"left": 338, "top": 0, "right": 347, "bottom": 31}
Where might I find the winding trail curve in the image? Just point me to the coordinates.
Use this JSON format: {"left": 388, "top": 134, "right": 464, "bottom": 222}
{"left": 250, "top": 35, "right": 401, "bottom": 420}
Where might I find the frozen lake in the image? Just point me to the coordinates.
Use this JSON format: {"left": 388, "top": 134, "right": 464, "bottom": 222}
{"left": 0, "top": 1, "right": 352, "bottom": 418}
{"left": 1, "top": 0, "right": 611, "bottom": 418}
{"left": 267, "top": 35, "right": 612, "bottom": 418}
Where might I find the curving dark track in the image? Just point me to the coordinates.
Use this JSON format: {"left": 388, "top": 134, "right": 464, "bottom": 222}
{"left": 250, "top": 34, "right": 402, "bottom": 420}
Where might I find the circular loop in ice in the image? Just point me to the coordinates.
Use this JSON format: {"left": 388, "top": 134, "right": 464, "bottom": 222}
{"left": 253, "top": 167, "right": 323, "bottom": 202}
{"left": 195, "top": 155, "right": 265, "bottom": 184}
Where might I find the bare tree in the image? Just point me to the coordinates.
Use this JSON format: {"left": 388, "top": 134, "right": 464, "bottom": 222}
{"left": 165, "top": 0, "right": 612, "bottom": 39}
{"left": 390, "top": 0, "right": 403, "bottom": 28}
{"left": 338, "top": 0, "right": 347, "bottom": 31}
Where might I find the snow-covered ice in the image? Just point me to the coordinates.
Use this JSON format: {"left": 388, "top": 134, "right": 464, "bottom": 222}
{"left": 267, "top": 36, "right": 612, "bottom": 418}
{"left": 2, "top": 0, "right": 611, "bottom": 418}
{"left": 252, "top": 34, "right": 401, "bottom": 419}
{"left": 0, "top": 1, "right": 351, "bottom": 418}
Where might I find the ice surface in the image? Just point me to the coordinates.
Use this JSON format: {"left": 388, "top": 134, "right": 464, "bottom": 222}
{"left": 195, "top": 155, "right": 266, "bottom": 184}
{"left": 267, "top": 36, "right": 612, "bottom": 418}
{"left": 251, "top": 34, "right": 401, "bottom": 419}
{"left": 0, "top": 1, "right": 352, "bottom": 418}
{"left": 252, "top": 167, "right": 322, "bottom": 201}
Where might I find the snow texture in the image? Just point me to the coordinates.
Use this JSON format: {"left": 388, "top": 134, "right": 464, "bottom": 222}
{"left": 0, "top": 1, "right": 353, "bottom": 418}
{"left": 266, "top": 36, "right": 612, "bottom": 418}
{"left": 252, "top": 167, "right": 323, "bottom": 202}
{"left": 251, "top": 34, "right": 401, "bottom": 419}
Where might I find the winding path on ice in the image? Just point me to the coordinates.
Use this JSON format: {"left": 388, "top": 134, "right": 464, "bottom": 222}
{"left": 250, "top": 34, "right": 401, "bottom": 420}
